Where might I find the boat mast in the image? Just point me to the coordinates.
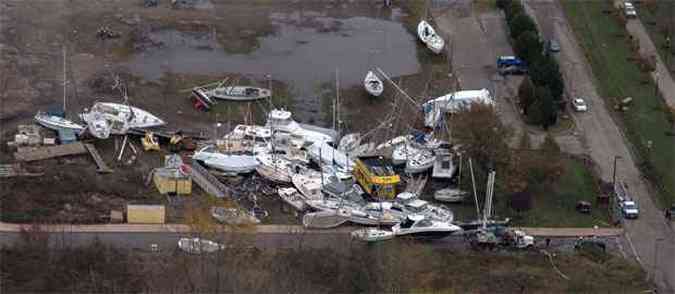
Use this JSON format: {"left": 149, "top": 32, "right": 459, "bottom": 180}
{"left": 62, "top": 46, "right": 67, "bottom": 115}
{"left": 469, "top": 158, "right": 480, "bottom": 220}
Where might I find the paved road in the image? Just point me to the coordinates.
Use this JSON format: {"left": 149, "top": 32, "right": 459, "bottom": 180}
{"left": 525, "top": 0, "right": 675, "bottom": 291}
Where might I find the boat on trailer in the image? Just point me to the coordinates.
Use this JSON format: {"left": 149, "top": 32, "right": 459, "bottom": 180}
{"left": 392, "top": 214, "right": 461, "bottom": 240}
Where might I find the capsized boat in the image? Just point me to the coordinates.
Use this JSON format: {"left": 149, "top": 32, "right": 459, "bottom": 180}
{"left": 351, "top": 228, "right": 395, "bottom": 242}
{"left": 392, "top": 214, "right": 461, "bottom": 240}
{"left": 192, "top": 87, "right": 216, "bottom": 109}
{"left": 206, "top": 86, "right": 272, "bottom": 101}
{"left": 364, "top": 71, "right": 384, "bottom": 97}
{"left": 178, "top": 237, "right": 226, "bottom": 254}
{"left": 211, "top": 206, "right": 260, "bottom": 225}
{"left": 193, "top": 146, "right": 259, "bottom": 174}
{"left": 277, "top": 187, "right": 307, "bottom": 211}
{"left": 34, "top": 111, "right": 85, "bottom": 131}
{"left": 434, "top": 188, "right": 468, "bottom": 203}
{"left": 417, "top": 20, "right": 445, "bottom": 54}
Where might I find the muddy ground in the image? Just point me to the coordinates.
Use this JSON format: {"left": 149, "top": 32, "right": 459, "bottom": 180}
{"left": 0, "top": 0, "right": 455, "bottom": 224}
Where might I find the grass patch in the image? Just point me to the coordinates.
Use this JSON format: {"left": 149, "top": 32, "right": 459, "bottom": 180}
{"left": 506, "top": 157, "right": 610, "bottom": 227}
{"left": 562, "top": 1, "right": 675, "bottom": 206}
{"left": 638, "top": 1, "right": 675, "bottom": 74}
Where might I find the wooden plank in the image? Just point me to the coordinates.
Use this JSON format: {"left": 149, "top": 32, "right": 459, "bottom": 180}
{"left": 14, "top": 142, "right": 87, "bottom": 162}
{"left": 84, "top": 144, "right": 113, "bottom": 173}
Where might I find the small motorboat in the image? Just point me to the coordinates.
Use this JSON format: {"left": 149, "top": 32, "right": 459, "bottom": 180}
{"left": 192, "top": 87, "right": 215, "bottom": 109}
{"left": 404, "top": 149, "right": 435, "bottom": 174}
{"left": 392, "top": 214, "right": 462, "bottom": 240}
{"left": 363, "top": 71, "right": 384, "bottom": 97}
{"left": 434, "top": 188, "right": 468, "bottom": 203}
{"left": 277, "top": 187, "right": 307, "bottom": 212}
{"left": 351, "top": 228, "right": 395, "bottom": 242}
{"left": 207, "top": 86, "right": 272, "bottom": 101}
{"left": 34, "top": 111, "right": 85, "bottom": 131}
{"left": 178, "top": 237, "right": 226, "bottom": 254}
{"left": 417, "top": 20, "right": 445, "bottom": 54}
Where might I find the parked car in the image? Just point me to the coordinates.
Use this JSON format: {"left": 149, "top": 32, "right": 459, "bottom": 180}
{"left": 624, "top": 2, "right": 637, "bottom": 18}
{"left": 572, "top": 98, "right": 588, "bottom": 112}
{"left": 547, "top": 39, "right": 561, "bottom": 53}
{"left": 620, "top": 199, "right": 639, "bottom": 219}
{"left": 576, "top": 201, "right": 592, "bottom": 214}
{"left": 497, "top": 56, "right": 526, "bottom": 68}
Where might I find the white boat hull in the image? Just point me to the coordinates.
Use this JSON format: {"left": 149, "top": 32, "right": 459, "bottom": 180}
{"left": 434, "top": 188, "right": 468, "bottom": 203}
{"left": 208, "top": 86, "right": 272, "bottom": 101}
{"left": 364, "top": 71, "right": 384, "bottom": 97}
{"left": 417, "top": 20, "right": 445, "bottom": 54}
{"left": 34, "top": 112, "right": 85, "bottom": 131}
{"left": 351, "top": 228, "right": 395, "bottom": 242}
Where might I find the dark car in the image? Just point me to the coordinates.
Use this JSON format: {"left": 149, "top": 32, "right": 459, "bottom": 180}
{"left": 576, "top": 201, "right": 592, "bottom": 214}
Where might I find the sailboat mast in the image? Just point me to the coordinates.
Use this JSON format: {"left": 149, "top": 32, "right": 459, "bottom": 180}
{"left": 62, "top": 46, "right": 67, "bottom": 115}
{"left": 469, "top": 158, "right": 480, "bottom": 220}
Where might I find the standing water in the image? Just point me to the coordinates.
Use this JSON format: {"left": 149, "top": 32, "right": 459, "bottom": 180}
{"left": 126, "top": 8, "right": 420, "bottom": 125}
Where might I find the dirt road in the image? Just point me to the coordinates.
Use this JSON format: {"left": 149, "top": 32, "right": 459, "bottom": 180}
{"left": 526, "top": 0, "right": 675, "bottom": 291}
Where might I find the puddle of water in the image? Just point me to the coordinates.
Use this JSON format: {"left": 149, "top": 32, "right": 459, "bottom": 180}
{"left": 126, "top": 9, "right": 421, "bottom": 124}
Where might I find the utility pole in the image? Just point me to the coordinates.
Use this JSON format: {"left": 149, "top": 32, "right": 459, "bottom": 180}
{"left": 612, "top": 155, "right": 622, "bottom": 189}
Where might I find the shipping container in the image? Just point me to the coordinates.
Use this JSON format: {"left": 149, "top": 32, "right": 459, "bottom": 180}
{"left": 127, "top": 204, "right": 166, "bottom": 224}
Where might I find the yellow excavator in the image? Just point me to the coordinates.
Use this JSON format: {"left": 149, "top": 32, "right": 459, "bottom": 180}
{"left": 142, "top": 132, "right": 160, "bottom": 151}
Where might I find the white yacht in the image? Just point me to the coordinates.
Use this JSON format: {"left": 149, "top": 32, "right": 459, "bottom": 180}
{"left": 193, "top": 145, "right": 259, "bottom": 174}
{"left": 265, "top": 109, "right": 336, "bottom": 145}
{"left": 392, "top": 215, "right": 461, "bottom": 240}
{"left": 291, "top": 173, "right": 324, "bottom": 201}
{"left": 307, "top": 141, "right": 355, "bottom": 173}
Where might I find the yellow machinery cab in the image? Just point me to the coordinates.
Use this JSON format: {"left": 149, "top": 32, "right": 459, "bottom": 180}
{"left": 353, "top": 156, "right": 400, "bottom": 199}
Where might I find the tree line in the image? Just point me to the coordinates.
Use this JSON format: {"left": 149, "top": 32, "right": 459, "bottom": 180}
{"left": 498, "top": 0, "right": 565, "bottom": 129}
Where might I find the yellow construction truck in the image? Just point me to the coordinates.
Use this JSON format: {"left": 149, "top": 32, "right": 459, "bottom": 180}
{"left": 352, "top": 156, "right": 400, "bottom": 199}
